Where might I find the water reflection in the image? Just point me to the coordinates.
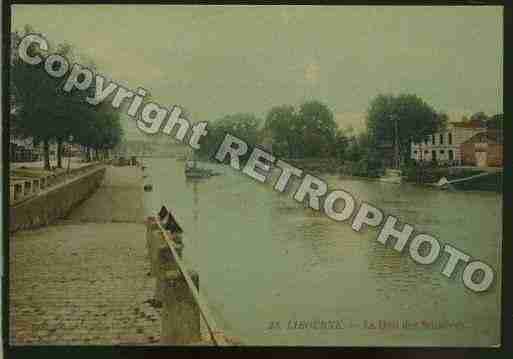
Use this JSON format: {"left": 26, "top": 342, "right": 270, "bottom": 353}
{"left": 185, "top": 179, "right": 201, "bottom": 224}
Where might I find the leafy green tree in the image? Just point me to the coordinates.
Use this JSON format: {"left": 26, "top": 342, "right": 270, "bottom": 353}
{"left": 264, "top": 101, "right": 337, "bottom": 158}
{"left": 11, "top": 27, "right": 70, "bottom": 169}
{"left": 72, "top": 102, "right": 122, "bottom": 161}
{"left": 333, "top": 129, "right": 349, "bottom": 161}
{"left": 366, "top": 94, "right": 446, "bottom": 163}
{"left": 470, "top": 111, "right": 489, "bottom": 125}
{"left": 95, "top": 106, "right": 123, "bottom": 159}
{"left": 11, "top": 25, "right": 123, "bottom": 167}
{"left": 296, "top": 100, "right": 337, "bottom": 158}
{"left": 198, "top": 113, "right": 261, "bottom": 160}
{"left": 52, "top": 42, "right": 80, "bottom": 167}
{"left": 264, "top": 105, "right": 297, "bottom": 157}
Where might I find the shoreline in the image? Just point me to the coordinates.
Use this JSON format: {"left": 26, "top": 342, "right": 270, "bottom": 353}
{"left": 195, "top": 157, "right": 502, "bottom": 192}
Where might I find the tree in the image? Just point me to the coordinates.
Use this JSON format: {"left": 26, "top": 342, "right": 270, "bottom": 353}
{"left": 11, "top": 26, "right": 58, "bottom": 169}
{"left": 11, "top": 27, "right": 84, "bottom": 168}
{"left": 264, "top": 105, "right": 297, "bottom": 157}
{"left": 11, "top": 25, "right": 123, "bottom": 167}
{"left": 52, "top": 42, "right": 79, "bottom": 168}
{"left": 72, "top": 102, "right": 123, "bottom": 161}
{"left": 263, "top": 101, "right": 338, "bottom": 158}
{"left": 296, "top": 100, "right": 338, "bottom": 158}
{"left": 470, "top": 111, "right": 489, "bottom": 125}
{"left": 197, "top": 113, "right": 261, "bottom": 161}
{"left": 333, "top": 129, "right": 349, "bottom": 161}
{"left": 95, "top": 106, "right": 123, "bottom": 159}
{"left": 487, "top": 113, "right": 503, "bottom": 130}
{"left": 366, "top": 94, "right": 446, "bottom": 163}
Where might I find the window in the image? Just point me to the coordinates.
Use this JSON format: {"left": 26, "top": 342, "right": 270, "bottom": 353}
{"left": 440, "top": 150, "right": 445, "bottom": 154}
{"left": 424, "top": 150, "right": 428, "bottom": 154}
{"left": 448, "top": 132, "right": 452, "bottom": 145}
{"left": 414, "top": 150, "right": 418, "bottom": 154}
{"left": 449, "top": 150, "right": 454, "bottom": 160}
{"left": 440, "top": 134, "right": 444, "bottom": 145}
{"left": 424, "top": 138, "right": 428, "bottom": 145}
{"left": 432, "top": 135, "right": 435, "bottom": 145}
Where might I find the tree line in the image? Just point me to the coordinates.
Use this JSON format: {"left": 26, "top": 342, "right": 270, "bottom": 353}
{"left": 197, "top": 94, "right": 502, "bottom": 176}
{"left": 196, "top": 95, "right": 445, "bottom": 174}
{"left": 10, "top": 25, "right": 123, "bottom": 170}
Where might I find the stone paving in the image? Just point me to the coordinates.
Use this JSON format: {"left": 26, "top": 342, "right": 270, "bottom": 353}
{"left": 9, "top": 166, "right": 161, "bottom": 345}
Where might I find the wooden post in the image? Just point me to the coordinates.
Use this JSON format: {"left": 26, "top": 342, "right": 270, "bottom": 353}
{"left": 9, "top": 184, "right": 15, "bottom": 205}
{"left": 146, "top": 217, "right": 163, "bottom": 277}
{"left": 161, "top": 269, "right": 200, "bottom": 344}
{"left": 33, "top": 178, "right": 41, "bottom": 194}
{"left": 14, "top": 183, "right": 23, "bottom": 202}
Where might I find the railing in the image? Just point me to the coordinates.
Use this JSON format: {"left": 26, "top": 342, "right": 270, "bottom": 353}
{"left": 9, "top": 162, "right": 105, "bottom": 206}
{"left": 148, "top": 206, "right": 229, "bottom": 346}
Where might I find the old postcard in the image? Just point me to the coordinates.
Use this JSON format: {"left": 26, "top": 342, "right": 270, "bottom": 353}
{"left": 4, "top": 4, "right": 502, "bottom": 348}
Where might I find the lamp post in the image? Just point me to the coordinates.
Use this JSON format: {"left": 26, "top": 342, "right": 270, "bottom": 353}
{"left": 418, "top": 138, "right": 423, "bottom": 183}
{"left": 67, "top": 134, "right": 74, "bottom": 174}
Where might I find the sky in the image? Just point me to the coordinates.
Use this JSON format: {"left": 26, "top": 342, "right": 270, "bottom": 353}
{"left": 12, "top": 5, "right": 503, "bottom": 140}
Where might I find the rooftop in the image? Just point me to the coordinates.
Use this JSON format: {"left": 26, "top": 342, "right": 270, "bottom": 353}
{"left": 463, "top": 130, "right": 503, "bottom": 145}
{"left": 450, "top": 119, "right": 487, "bottom": 129}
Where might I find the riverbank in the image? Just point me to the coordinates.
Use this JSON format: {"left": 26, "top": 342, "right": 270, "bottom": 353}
{"left": 9, "top": 163, "right": 106, "bottom": 232}
{"left": 10, "top": 162, "right": 239, "bottom": 345}
{"left": 402, "top": 165, "right": 503, "bottom": 192}
{"left": 285, "top": 158, "right": 502, "bottom": 191}
{"left": 9, "top": 165, "right": 176, "bottom": 345}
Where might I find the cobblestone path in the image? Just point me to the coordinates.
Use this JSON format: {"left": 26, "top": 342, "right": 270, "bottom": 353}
{"left": 9, "top": 166, "right": 162, "bottom": 345}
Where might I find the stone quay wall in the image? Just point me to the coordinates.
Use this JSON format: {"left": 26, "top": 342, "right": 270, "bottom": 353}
{"left": 9, "top": 166, "right": 106, "bottom": 233}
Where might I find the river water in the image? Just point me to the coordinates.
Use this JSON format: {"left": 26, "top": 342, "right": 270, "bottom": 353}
{"left": 141, "top": 157, "right": 501, "bottom": 346}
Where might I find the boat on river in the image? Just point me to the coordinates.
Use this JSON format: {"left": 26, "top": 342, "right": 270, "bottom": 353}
{"left": 379, "top": 168, "right": 403, "bottom": 184}
{"left": 185, "top": 160, "right": 219, "bottom": 179}
{"left": 378, "top": 115, "right": 403, "bottom": 184}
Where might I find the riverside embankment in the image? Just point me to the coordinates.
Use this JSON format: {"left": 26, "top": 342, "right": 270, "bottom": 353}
{"left": 9, "top": 165, "right": 162, "bottom": 345}
{"left": 9, "top": 163, "right": 106, "bottom": 232}
{"left": 10, "top": 162, "right": 234, "bottom": 346}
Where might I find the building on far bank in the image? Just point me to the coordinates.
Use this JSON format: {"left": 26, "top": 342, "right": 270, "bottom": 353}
{"left": 410, "top": 119, "right": 487, "bottom": 165}
{"left": 9, "top": 136, "right": 64, "bottom": 163}
{"left": 460, "top": 130, "right": 503, "bottom": 167}
{"left": 9, "top": 137, "right": 42, "bottom": 162}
